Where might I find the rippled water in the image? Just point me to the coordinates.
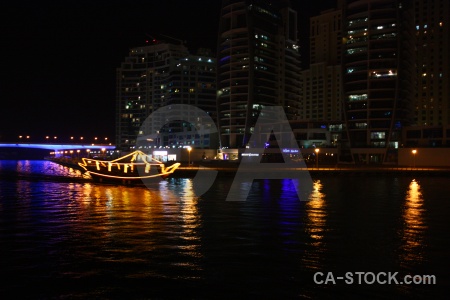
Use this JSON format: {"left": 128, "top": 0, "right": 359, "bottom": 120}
{"left": 0, "top": 160, "right": 449, "bottom": 299}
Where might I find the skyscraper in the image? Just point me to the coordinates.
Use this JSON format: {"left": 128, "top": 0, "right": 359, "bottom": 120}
{"left": 341, "top": 0, "right": 415, "bottom": 163}
{"left": 413, "top": 0, "right": 450, "bottom": 127}
{"left": 116, "top": 42, "right": 216, "bottom": 151}
{"left": 299, "top": 7, "right": 343, "bottom": 122}
{"left": 216, "top": 0, "right": 301, "bottom": 148}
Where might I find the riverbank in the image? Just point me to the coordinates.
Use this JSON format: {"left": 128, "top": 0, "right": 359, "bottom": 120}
{"left": 171, "top": 165, "right": 450, "bottom": 177}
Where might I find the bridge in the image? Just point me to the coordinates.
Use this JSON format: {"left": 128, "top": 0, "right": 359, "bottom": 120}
{"left": 0, "top": 143, "right": 116, "bottom": 152}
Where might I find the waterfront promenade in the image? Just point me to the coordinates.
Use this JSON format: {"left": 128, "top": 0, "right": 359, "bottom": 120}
{"left": 173, "top": 165, "right": 450, "bottom": 177}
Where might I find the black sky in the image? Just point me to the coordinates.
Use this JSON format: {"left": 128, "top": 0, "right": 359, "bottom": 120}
{"left": 1, "top": 0, "right": 335, "bottom": 143}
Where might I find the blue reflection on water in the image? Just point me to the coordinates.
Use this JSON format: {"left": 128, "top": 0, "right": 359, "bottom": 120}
{"left": 0, "top": 159, "right": 83, "bottom": 178}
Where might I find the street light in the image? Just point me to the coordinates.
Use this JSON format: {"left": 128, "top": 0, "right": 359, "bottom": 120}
{"left": 187, "top": 146, "right": 192, "bottom": 167}
{"left": 315, "top": 148, "right": 320, "bottom": 168}
{"left": 412, "top": 149, "right": 417, "bottom": 168}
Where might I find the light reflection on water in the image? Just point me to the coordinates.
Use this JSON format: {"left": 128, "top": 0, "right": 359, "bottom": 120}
{"left": 307, "top": 180, "right": 327, "bottom": 245}
{"left": 77, "top": 179, "right": 203, "bottom": 273}
{"left": 301, "top": 180, "right": 327, "bottom": 274}
{"left": 0, "top": 159, "right": 85, "bottom": 178}
{"left": 0, "top": 161, "right": 449, "bottom": 298}
{"left": 400, "top": 179, "right": 427, "bottom": 267}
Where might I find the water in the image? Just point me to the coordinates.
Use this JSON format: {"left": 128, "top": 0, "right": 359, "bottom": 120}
{"left": 0, "top": 160, "right": 449, "bottom": 299}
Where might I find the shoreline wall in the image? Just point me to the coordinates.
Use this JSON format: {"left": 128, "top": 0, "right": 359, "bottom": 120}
{"left": 398, "top": 148, "right": 450, "bottom": 167}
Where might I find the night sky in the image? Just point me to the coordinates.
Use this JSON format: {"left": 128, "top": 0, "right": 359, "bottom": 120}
{"left": 1, "top": 0, "right": 335, "bottom": 143}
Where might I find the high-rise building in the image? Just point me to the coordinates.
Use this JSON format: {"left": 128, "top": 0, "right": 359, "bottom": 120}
{"left": 216, "top": 0, "right": 301, "bottom": 148}
{"left": 299, "top": 8, "right": 343, "bottom": 122}
{"left": 341, "top": 0, "right": 416, "bottom": 163}
{"left": 299, "top": 63, "right": 343, "bottom": 122}
{"left": 310, "top": 8, "right": 343, "bottom": 66}
{"left": 413, "top": 0, "right": 450, "bottom": 127}
{"left": 115, "top": 42, "right": 216, "bottom": 151}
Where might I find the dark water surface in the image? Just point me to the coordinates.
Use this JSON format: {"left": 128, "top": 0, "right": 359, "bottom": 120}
{"left": 0, "top": 160, "right": 449, "bottom": 299}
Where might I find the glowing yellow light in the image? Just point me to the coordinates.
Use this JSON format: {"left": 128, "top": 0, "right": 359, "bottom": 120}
{"left": 77, "top": 150, "right": 180, "bottom": 181}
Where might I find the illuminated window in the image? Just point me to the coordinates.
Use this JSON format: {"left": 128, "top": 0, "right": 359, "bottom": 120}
{"left": 348, "top": 94, "right": 368, "bottom": 101}
{"left": 371, "top": 132, "right": 385, "bottom": 139}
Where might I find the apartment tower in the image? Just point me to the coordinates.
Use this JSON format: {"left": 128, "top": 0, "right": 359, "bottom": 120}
{"left": 341, "top": 0, "right": 415, "bottom": 163}
{"left": 299, "top": 7, "right": 343, "bottom": 122}
{"left": 216, "top": 0, "right": 301, "bottom": 148}
{"left": 413, "top": 0, "right": 450, "bottom": 127}
{"left": 116, "top": 42, "right": 216, "bottom": 150}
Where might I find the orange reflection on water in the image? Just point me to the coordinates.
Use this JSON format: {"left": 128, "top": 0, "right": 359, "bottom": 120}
{"left": 400, "top": 179, "right": 427, "bottom": 266}
{"left": 307, "top": 180, "right": 327, "bottom": 244}
{"left": 77, "top": 180, "right": 203, "bottom": 273}
{"left": 303, "top": 180, "right": 328, "bottom": 270}
{"left": 173, "top": 179, "right": 202, "bottom": 259}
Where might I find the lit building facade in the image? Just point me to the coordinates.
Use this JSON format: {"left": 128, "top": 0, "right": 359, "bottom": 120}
{"left": 413, "top": 0, "right": 450, "bottom": 127}
{"left": 341, "top": 0, "right": 415, "bottom": 163}
{"left": 299, "top": 7, "right": 343, "bottom": 122}
{"left": 116, "top": 42, "right": 217, "bottom": 151}
{"left": 216, "top": 0, "right": 301, "bottom": 148}
{"left": 298, "top": 7, "right": 343, "bottom": 150}
{"left": 299, "top": 63, "right": 342, "bottom": 122}
{"left": 310, "top": 8, "right": 343, "bottom": 66}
